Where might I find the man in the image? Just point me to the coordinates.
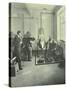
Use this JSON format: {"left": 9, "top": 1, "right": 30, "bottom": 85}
{"left": 37, "top": 39, "right": 42, "bottom": 49}
{"left": 13, "top": 31, "right": 22, "bottom": 70}
{"left": 22, "top": 31, "right": 35, "bottom": 61}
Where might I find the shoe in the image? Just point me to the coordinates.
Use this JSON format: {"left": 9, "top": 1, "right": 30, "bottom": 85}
{"left": 19, "top": 68, "right": 23, "bottom": 70}
{"left": 28, "top": 60, "right": 31, "bottom": 61}
{"left": 17, "top": 70, "right": 19, "bottom": 72}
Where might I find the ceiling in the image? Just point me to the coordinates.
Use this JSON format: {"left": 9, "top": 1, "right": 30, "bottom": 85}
{"left": 11, "top": 3, "right": 62, "bottom": 17}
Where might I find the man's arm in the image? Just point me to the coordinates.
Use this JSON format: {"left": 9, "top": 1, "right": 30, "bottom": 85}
{"left": 13, "top": 35, "right": 20, "bottom": 47}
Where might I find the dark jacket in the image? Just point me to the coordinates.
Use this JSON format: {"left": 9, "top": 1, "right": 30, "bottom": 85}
{"left": 13, "top": 35, "right": 21, "bottom": 59}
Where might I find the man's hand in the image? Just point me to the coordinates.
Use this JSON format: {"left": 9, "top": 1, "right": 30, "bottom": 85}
{"left": 20, "top": 41, "right": 22, "bottom": 44}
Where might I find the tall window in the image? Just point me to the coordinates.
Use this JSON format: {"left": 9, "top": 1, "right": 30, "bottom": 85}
{"left": 57, "top": 7, "right": 65, "bottom": 41}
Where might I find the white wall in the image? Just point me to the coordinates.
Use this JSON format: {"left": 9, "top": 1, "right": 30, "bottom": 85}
{"left": 11, "top": 3, "right": 40, "bottom": 39}
{"left": 24, "top": 16, "right": 39, "bottom": 39}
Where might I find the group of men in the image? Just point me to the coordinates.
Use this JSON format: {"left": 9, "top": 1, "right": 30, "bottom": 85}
{"left": 11, "top": 30, "right": 64, "bottom": 70}
{"left": 13, "top": 31, "right": 35, "bottom": 71}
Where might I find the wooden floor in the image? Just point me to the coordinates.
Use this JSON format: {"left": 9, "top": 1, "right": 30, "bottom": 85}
{"left": 11, "top": 56, "right": 65, "bottom": 87}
